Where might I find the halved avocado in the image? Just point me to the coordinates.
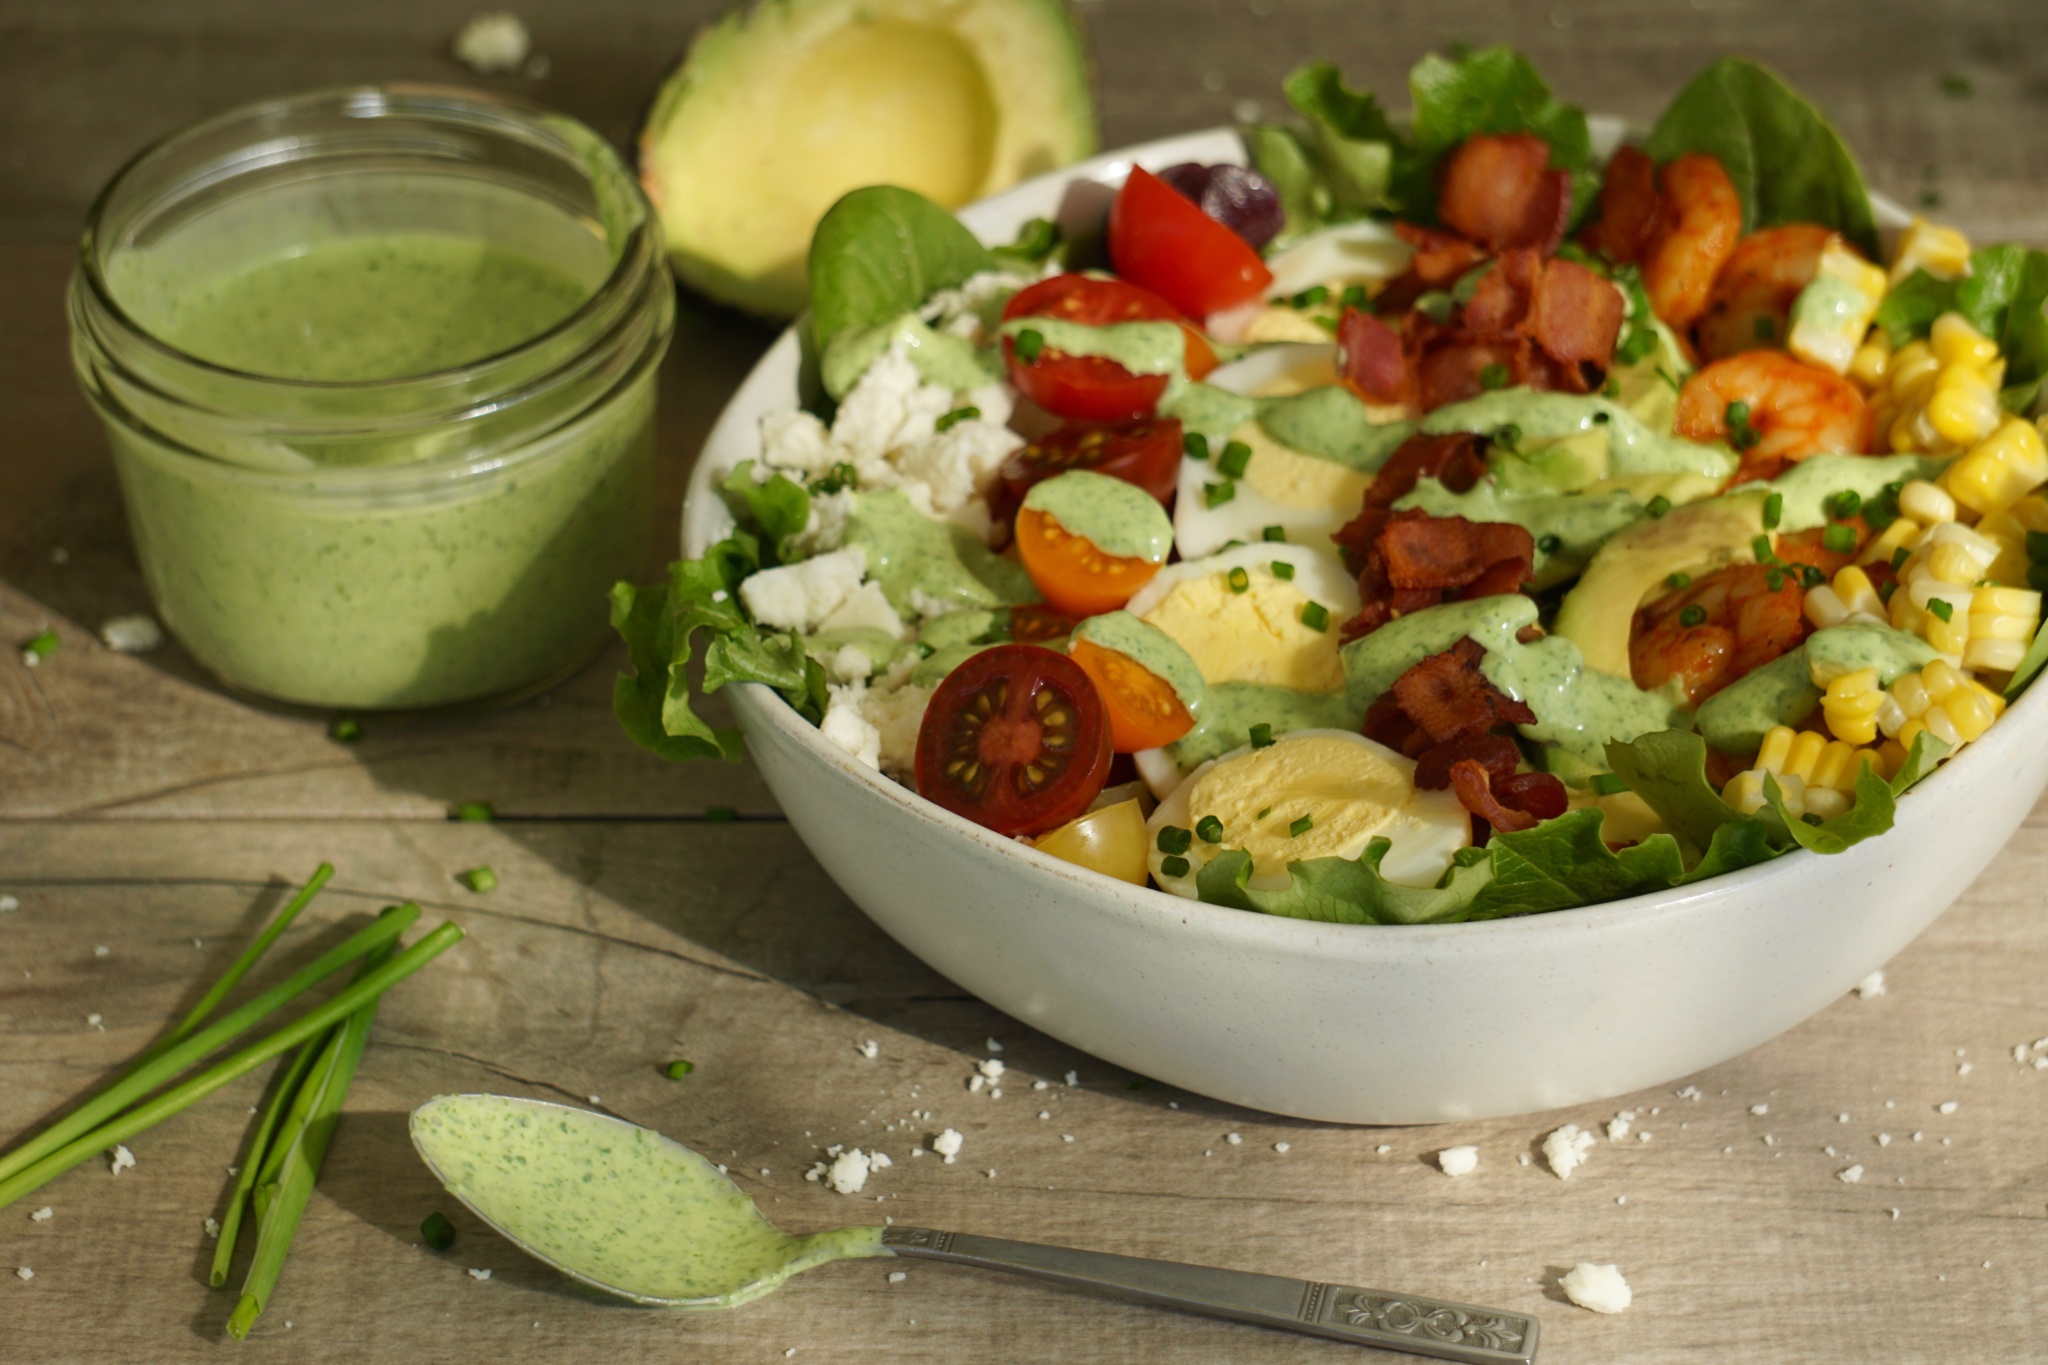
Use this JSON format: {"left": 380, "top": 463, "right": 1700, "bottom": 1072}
{"left": 639, "top": 0, "right": 1097, "bottom": 317}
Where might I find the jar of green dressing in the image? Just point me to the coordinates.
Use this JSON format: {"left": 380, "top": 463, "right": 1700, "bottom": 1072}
{"left": 68, "top": 86, "right": 675, "bottom": 710}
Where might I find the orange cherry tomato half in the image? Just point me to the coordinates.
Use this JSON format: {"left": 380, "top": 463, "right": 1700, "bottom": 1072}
{"left": 1001, "top": 274, "right": 1217, "bottom": 423}
{"left": 989, "top": 418, "right": 1185, "bottom": 526}
{"left": 913, "top": 644, "right": 1114, "bottom": 838}
{"left": 1013, "top": 506, "right": 1164, "bottom": 618}
{"left": 1006, "top": 602, "right": 1083, "bottom": 644}
{"left": 1109, "top": 166, "right": 1274, "bottom": 319}
{"left": 1069, "top": 637, "right": 1196, "bottom": 753}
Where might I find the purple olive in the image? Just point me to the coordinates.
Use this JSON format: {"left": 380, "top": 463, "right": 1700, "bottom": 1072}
{"left": 1155, "top": 162, "right": 1286, "bottom": 250}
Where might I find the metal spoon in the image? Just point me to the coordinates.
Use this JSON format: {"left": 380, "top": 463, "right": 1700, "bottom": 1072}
{"left": 410, "top": 1094, "right": 1536, "bottom": 1363}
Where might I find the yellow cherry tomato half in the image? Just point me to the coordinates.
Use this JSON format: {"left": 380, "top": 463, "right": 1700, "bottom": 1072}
{"left": 1015, "top": 506, "right": 1163, "bottom": 617}
{"left": 1031, "top": 797, "right": 1151, "bottom": 884}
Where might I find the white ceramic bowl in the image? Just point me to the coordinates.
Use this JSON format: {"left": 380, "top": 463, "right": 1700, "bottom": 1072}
{"left": 682, "top": 128, "right": 2048, "bottom": 1123}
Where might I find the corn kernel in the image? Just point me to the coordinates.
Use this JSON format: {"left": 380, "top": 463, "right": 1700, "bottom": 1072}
{"left": 1877, "top": 738, "right": 1910, "bottom": 775}
{"left": 1890, "top": 218, "right": 1973, "bottom": 284}
{"left": 1926, "top": 364, "right": 2004, "bottom": 447}
{"left": 1887, "top": 340, "right": 1939, "bottom": 403}
{"left": 1945, "top": 688, "right": 1999, "bottom": 741}
{"left": 1757, "top": 725, "right": 1794, "bottom": 774}
{"left": 1804, "top": 787, "right": 1852, "bottom": 821}
{"left": 1832, "top": 565, "right": 1886, "bottom": 617}
{"left": 1858, "top": 516, "right": 1922, "bottom": 566}
{"left": 1811, "top": 739, "right": 1876, "bottom": 791}
{"left": 1821, "top": 668, "right": 1885, "bottom": 744}
{"left": 1848, "top": 329, "right": 1892, "bottom": 390}
{"left": 1723, "top": 770, "right": 1769, "bottom": 816}
{"left": 1897, "top": 479, "right": 1957, "bottom": 525}
{"left": 1927, "top": 541, "right": 1981, "bottom": 585}
{"left": 1803, "top": 584, "right": 1848, "bottom": 630}
{"left": 1892, "top": 672, "right": 1932, "bottom": 718}
{"left": 1965, "top": 637, "right": 2029, "bottom": 672}
{"left": 1944, "top": 416, "right": 2048, "bottom": 516}
{"left": 1927, "top": 615, "right": 1971, "bottom": 655}
{"left": 1930, "top": 312, "right": 2000, "bottom": 369}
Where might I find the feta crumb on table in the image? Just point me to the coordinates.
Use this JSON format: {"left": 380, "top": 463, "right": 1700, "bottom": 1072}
{"left": 1838, "top": 1164, "right": 1865, "bottom": 1183}
{"left": 468, "top": 1268, "right": 492, "bottom": 1281}
{"left": 821, "top": 1149, "right": 872, "bottom": 1195}
{"left": 0, "top": 894, "right": 17, "bottom": 913}
{"left": 887, "top": 1271, "right": 907, "bottom": 1284}
{"left": 15, "top": 1267, "right": 31, "bottom": 1281}
{"left": 108, "top": 1144, "right": 135, "bottom": 1175}
{"left": 99, "top": 613, "right": 163, "bottom": 653}
{"left": 1606, "top": 1110, "right": 1635, "bottom": 1141}
{"left": 1272, "top": 1142, "right": 1290, "bottom": 1154}
{"left": 932, "top": 1129, "right": 963, "bottom": 1162}
{"left": 1543, "top": 1124, "right": 1596, "bottom": 1180}
{"left": 451, "top": 13, "right": 531, "bottom": 73}
{"left": 29, "top": 1207, "right": 51, "bottom": 1223}
{"left": 1560, "top": 1262, "right": 1631, "bottom": 1314}
{"left": 1436, "top": 1146, "right": 1478, "bottom": 1177}
{"left": 1750, "top": 1103, "right": 1770, "bottom": 1116}
{"left": 1937, "top": 1101, "right": 1959, "bottom": 1115}
{"left": 855, "top": 1039, "right": 880, "bottom": 1060}
{"left": 1853, "top": 970, "right": 1886, "bottom": 998}
{"left": 204, "top": 1216, "right": 220, "bottom": 1239}
{"left": 1224, "top": 1132, "right": 1242, "bottom": 1146}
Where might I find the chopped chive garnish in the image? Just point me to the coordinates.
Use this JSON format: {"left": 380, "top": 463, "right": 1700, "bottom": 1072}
{"left": 1227, "top": 567, "right": 1251, "bottom": 593}
{"left": 1751, "top": 534, "right": 1775, "bottom": 563}
{"left": 1891, "top": 546, "right": 1912, "bottom": 571}
{"left": 1312, "top": 314, "right": 1340, "bottom": 333}
{"left": 1766, "top": 567, "right": 1786, "bottom": 592}
{"left": 1602, "top": 377, "right": 1622, "bottom": 398}
{"left": 1256, "top": 806, "right": 1273, "bottom": 820}
{"left": 1656, "top": 366, "right": 1681, "bottom": 393}
{"left": 1184, "top": 432, "right": 1210, "bottom": 460}
{"left": 1217, "top": 441, "right": 1252, "bottom": 478}
{"left": 1666, "top": 571, "right": 1692, "bottom": 589}
{"left": 453, "top": 801, "right": 495, "bottom": 822}
{"left": 1262, "top": 525, "right": 1287, "bottom": 543}
{"left": 1156, "top": 825, "right": 1193, "bottom": 855}
{"left": 1159, "top": 855, "right": 1191, "bottom": 878}
{"left": 1204, "top": 480, "right": 1235, "bottom": 508}
{"left": 1762, "top": 492, "right": 1783, "bottom": 530}
{"left": 935, "top": 406, "right": 981, "bottom": 433}
{"left": 1291, "top": 284, "right": 1330, "bottom": 308}
{"left": 1194, "top": 815, "right": 1225, "bottom": 843}
{"left": 1340, "top": 284, "right": 1370, "bottom": 310}
{"left": 1880, "top": 579, "right": 1899, "bottom": 603}
{"left": 1590, "top": 773, "right": 1630, "bottom": 796}
{"left": 458, "top": 866, "right": 498, "bottom": 894}
{"left": 1013, "top": 328, "right": 1045, "bottom": 363}
{"left": 1288, "top": 815, "right": 1314, "bottom": 838}
{"left": 1831, "top": 489, "right": 1862, "bottom": 520}
{"left": 1752, "top": 316, "right": 1776, "bottom": 341}
{"left": 1479, "top": 362, "right": 1510, "bottom": 390}
{"left": 1271, "top": 560, "right": 1296, "bottom": 580}
{"left": 1679, "top": 604, "right": 1708, "bottom": 628}
{"left": 421, "top": 1212, "right": 456, "bottom": 1251}
{"left": 1822, "top": 523, "right": 1857, "bottom": 554}
{"left": 1645, "top": 495, "right": 1672, "bottom": 519}
{"left": 1219, "top": 539, "right": 1246, "bottom": 551}
{"left": 1537, "top": 534, "right": 1562, "bottom": 555}
{"left": 1492, "top": 423, "right": 1522, "bottom": 451}
{"left": 1801, "top": 565, "right": 1827, "bottom": 588}
{"left": 1249, "top": 723, "right": 1275, "bottom": 749}
{"left": 328, "top": 716, "right": 361, "bottom": 743}
{"left": 1300, "top": 602, "right": 1330, "bottom": 632}
{"left": 22, "top": 630, "right": 58, "bottom": 660}
{"left": 1928, "top": 598, "right": 1955, "bottom": 623}
{"left": 705, "top": 806, "right": 738, "bottom": 822}
{"left": 664, "top": 1059, "right": 695, "bottom": 1079}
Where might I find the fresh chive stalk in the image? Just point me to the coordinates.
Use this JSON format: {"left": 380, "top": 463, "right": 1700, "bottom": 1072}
{"left": 151, "top": 864, "right": 336, "bottom": 1062}
{"left": 227, "top": 940, "right": 396, "bottom": 1341}
{"left": 209, "top": 1033, "right": 327, "bottom": 1288}
{"left": 0, "top": 918, "right": 459, "bottom": 1211}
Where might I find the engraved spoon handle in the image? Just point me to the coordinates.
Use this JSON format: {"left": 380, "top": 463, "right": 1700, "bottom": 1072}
{"left": 879, "top": 1227, "right": 1537, "bottom": 1362}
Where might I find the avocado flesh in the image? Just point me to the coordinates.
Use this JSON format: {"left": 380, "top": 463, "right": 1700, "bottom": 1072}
{"left": 640, "top": 0, "right": 1097, "bottom": 317}
{"left": 1552, "top": 494, "right": 1768, "bottom": 681}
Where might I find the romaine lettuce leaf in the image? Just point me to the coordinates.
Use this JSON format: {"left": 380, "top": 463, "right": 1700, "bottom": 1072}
{"left": 1873, "top": 246, "right": 2048, "bottom": 409}
{"left": 1401, "top": 45, "right": 1595, "bottom": 221}
{"left": 1644, "top": 57, "right": 1879, "bottom": 259}
{"left": 610, "top": 535, "right": 825, "bottom": 764}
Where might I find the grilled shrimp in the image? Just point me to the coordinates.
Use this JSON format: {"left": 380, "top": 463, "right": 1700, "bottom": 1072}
{"left": 1694, "top": 224, "right": 1839, "bottom": 362}
{"left": 1640, "top": 153, "right": 1742, "bottom": 331}
{"left": 1631, "top": 563, "right": 1809, "bottom": 706}
{"left": 1676, "top": 350, "right": 1872, "bottom": 483}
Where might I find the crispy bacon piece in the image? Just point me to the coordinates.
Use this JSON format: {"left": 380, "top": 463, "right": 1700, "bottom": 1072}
{"left": 1452, "top": 759, "right": 1540, "bottom": 833}
{"left": 1412, "top": 732, "right": 1521, "bottom": 790}
{"left": 1529, "top": 257, "right": 1626, "bottom": 391}
{"left": 1460, "top": 248, "right": 1542, "bottom": 335}
{"left": 1337, "top": 307, "right": 1408, "bottom": 404}
{"left": 1338, "top": 509, "right": 1535, "bottom": 642}
{"left": 1391, "top": 639, "right": 1537, "bottom": 744}
{"left": 1497, "top": 771, "right": 1570, "bottom": 820}
{"left": 1579, "top": 145, "right": 1664, "bottom": 265}
{"left": 1438, "top": 134, "right": 1572, "bottom": 254}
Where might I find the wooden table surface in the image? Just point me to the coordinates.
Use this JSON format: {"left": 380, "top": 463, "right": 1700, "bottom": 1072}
{"left": 5, "top": 3, "right": 2047, "bottom": 1361}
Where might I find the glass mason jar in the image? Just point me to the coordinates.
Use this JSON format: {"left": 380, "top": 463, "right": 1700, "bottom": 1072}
{"left": 69, "top": 86, "right": 675, "bottom": 711}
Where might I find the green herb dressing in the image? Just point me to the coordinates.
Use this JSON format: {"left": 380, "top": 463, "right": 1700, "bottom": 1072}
{"left": 996, "top": 316, "right": 1189, "bottom": 376}
{"left": 1789, "top": 275, "right": 1867, "bottom": 346}
{"left": 1165, "top": 682, "right": 1362, "bottom": 769}
{"left": 1395, "top": 478, "right": 1645, "bottom": 587}
{"left": 915, "top": 608, "right": 1003, "bottom": 651}
{"left": 1340, "top": 595, "right": 1540, "bottom": 703}
{"left": 821, "top": 313, "right": 1003, "bottom": 398}
{"left": 1696, "top": 622, "right": 1939, "bottom": 753}
{"left": 802, "top": 627, "right": 916, "bottom": 674}
{"left": 912, "top": 642, "right": 996, "bottom": 687}
{"left": 410, "top": 1096, "right": 885, "bottom": 1307}
{"left": 1161, "top": 382, "right": 1259, "bottom": 444}
{"left": 1022, "top": 470, "right": 1173, "bottom": 562}
{"left": 1736, "top": 453, "right": 1949, "bottom": 530}
{"left": 1255, "top": 386, "right": 1416, "bottom": 469}
{"left": 844, "top": 488, "right": 1039, "bottom": 614}
{"left": 1420, "top": 390, "right": 1737, "bottom": 480}
{"left": 1071, "top": 611, "right": 1208, "bottom": 717}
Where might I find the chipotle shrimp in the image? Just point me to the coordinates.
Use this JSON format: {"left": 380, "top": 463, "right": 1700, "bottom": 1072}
{"left": 1631, "top": 563, "right": 1811, "bottom": 706}
{"left": 1639, "top": 153, "right": 1742, "bottom": 332}
{"left": 1693, "top": 224, "right": 1841, "bottom": 362}
{"left": 1676, "top": 350, "right": 1872, "bottom": 482}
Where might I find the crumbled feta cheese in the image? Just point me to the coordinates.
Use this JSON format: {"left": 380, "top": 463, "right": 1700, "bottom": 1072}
{"left": 99, "top": 614, "right": 163, "bottom": 654}
{"left": 822, "top": 639, "right": 876, "bottom": 686}
{"left": 892, "top": 415, "right": 1024, "bottom": 515}
{"left": 1543, "top": 1124, "right": 1597, "bottom": 1180}
{"left": 1937, "top": 1101, "right": 1958, "bottom": 1115}
{"left": 1273, "top": 1142, "right": 1291, "bottom": 1154}
{"left": 1958, "top": 1062, "right": 1972, "bottom": 1075}
{"left": 1225, "top": 1132, "right": 1242, "bottom": 1145}
{"left": 1037, "top": 1110, "right": 1051, "bottom": 1120}
{"left": 1838, "top": 1164, "right": 1864, "bottom": 1183}
{"left": 984, "top": 1169, "right": 997, "bottom": 1179}
{"left": 759, "top": 410, "right": 837, "bottom": 475}
{"left": 819, "top": 684, "right": 883, "bottom": 769}
{"left": 739, "top": 547, "right": 868, "bottom": 633}
{"left": 1879, "top": 1133, "right": 1892, "bottom": 1146}
{"left": 85, "top": 1013, "right": 102, "bottom": 1031}
{"left": 985, "top": 1037, "right": 1003, "bottom": 1053}
{"left": 831, "top": 347, "right": 955, "bottom": 468}
{"left": 932, "top": 1129, "right": 963, "bottom": 1163}
{"left": 1606, "top": 1110, "right": 1635, "bottom": 1141}
{"left": 786, "top": 486, "right": 856, "bottom": 559}
{"left": 967, "top": 1075, "right": 984, "bottom": 1094}
{"left": 1031, "top": 1079, "right": 1049, "bottom": 1091}
{"left": 108, "top": 1145, "right": 135, "bottom": 1176}
{"left": 920, "top": 272, "right": 1031, "bottom": 342}
{"left": 15, "top": 1267, "right": 31, "bottom": 1281}
{"left": 858, "top": 683, "right": 932, "bottom": 777}
{"left": 451, "top": 12, "right": 530, "bottom": 73}
{"left": 0, "top": 895, "right": 16, "bottom": 913}
{"left": 204, "top": 1216, "right": 220, "bottom": 1239}
{"left": 468, "top": 1267, "right": 492, "bottom": 1281}
{"left": 1436, "top": 1146, "right": 1479, "bottom": 1177}
{"left": 1065, "top": 1071, "right": 1080, "bottom": 1087}
{"left": 93, "top": 945, "right": 110, "bottom": 959}
{"left": 29, "top": 1207, "right": 51, "bottom": 1223}
{"left": 816, "top": 581, "right": 908, "bottom": 639}
{"left": 1674, "top": 1085, "right": 1701, "bottom": 1101}
{"left": 814, "top": 1149, "right": 872, "bottom": 1195}
{"left": 1560, "top": 1262, "right": 1631, "bottom": 1314}
{"left": 1061, "top": 1134, "right": 1074, "bottom": 1143}
{"left": 888, "top": 1270, "right": 908, "bottom": 1283}
{"left": 1853, "top": 970, "right": 1886, "bottom": 999}
{"left": 978, "top": 1058, "right": 1005, "bottom": 1081}
{"left": 870, "top": 1153, "right": 891, "bottom": 1170}
{"left": 1750, "top": 1103, "right": 1769, "bottom": 1116}
{"left": 856, "top": 1039, "right": 879, "bottom": 1059}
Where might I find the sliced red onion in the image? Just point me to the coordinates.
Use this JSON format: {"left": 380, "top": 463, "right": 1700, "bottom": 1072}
{"left": 1156, "top": 162, "right": 1285, "bottom": 250}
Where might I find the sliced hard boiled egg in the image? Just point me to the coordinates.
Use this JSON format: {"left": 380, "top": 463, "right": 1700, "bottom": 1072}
{"left": 1203, "top": 344, "right": 1339, "bottom": 398}
{"left": 1145, "top": 729, "right": 1471, "bottom": 897}
{"left": 1175, "top": 422, "right": 1370, "bottom": 559}
{"left": 1125, "top": 542, "right": 1359, "bottom": 693}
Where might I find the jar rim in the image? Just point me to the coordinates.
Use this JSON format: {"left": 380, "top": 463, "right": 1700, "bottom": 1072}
{"left": 76, "top": 82, "right": 656, "bottom": 397}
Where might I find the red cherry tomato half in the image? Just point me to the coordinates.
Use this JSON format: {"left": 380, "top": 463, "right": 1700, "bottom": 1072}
{"left": 1109, "top": 166, "right": 1274, "bottom": 319}
{"left": 1006, "top": 603, "right": 1083, "bottom": 644}
{"left": 913, "top": 644, "right": 1114, "bottom": 838}
{"left": 990, "top": 418, "right": 1185, "bottom": 526}
{"left": 1001, "top": 274, "right": 1217, "bottom": 423}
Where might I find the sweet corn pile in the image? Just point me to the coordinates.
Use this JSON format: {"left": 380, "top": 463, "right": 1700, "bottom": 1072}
{"left": 1727, "top": 217, "right": 2047, "bottom": 821}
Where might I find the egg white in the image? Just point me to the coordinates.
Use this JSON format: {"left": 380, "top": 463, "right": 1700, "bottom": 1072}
{"left": 1144, "top": 729, "right": 1472, "bottom": 898}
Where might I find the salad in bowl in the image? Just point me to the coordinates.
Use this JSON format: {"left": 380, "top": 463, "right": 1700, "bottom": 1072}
{"left": 619, "top": 48, "right": 2048, "bottom": 928}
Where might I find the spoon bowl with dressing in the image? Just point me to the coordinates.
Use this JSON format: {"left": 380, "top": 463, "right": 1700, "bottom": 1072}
{"left": 410, "top": 1095, "right": 1539, "bottom": 1362}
